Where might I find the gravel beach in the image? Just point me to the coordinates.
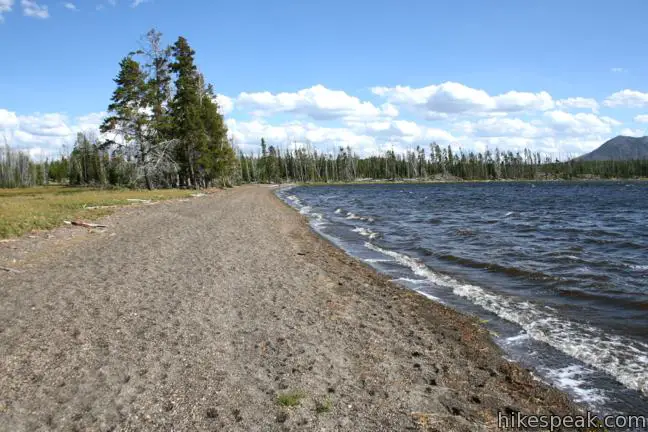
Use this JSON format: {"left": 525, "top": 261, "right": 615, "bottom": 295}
{"left": 0, "top": 185, "right": 583, "bottom": 431}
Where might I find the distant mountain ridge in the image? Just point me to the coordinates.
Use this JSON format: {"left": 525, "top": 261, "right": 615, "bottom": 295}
{"left": 579, "top": 135, "right": 648, "bottom": 161}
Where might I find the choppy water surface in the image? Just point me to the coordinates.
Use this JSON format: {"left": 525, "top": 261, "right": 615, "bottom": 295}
{"left": 278, "top": 182, "right": 648, "bottom": 418}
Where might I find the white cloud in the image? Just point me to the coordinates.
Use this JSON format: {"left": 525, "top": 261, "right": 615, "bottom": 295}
{"left": 371, "top": 82, "right": 555, "bottom": 116}
{"left": 131, "top": 0, "right": 150, "bottom": 7}
{"left": 226, "top": 118, "right": 455, "bottom": 157}
{"left": 544, "top": 111, "right": 620, "bottom": 136}
{"left": 63, "top": 2, "right": 77, "bottom": 11}
{"left": 456, "top": 117, "right": 545, "bottom": 138}
{"left": 620, "top": 128, "right": 645, "bottom": 137}
{"left": 0, "top": 110, "right": 107, "bottom": 156}
{"left": 556, "top": 97, "right": 599, "bottom": 112}
{"left": 21, "top": 0, "right": 48, "bottom": 18}
{"left": 227, "top": 119, "right": 379, "bottom": 155}
{"left": 215, "top": 95, "right": 233, "bottom": 116}
{"left": 237, "top": 85, "right": 398, "bottom": 121}
{"left": 493, "top": 90, "right": 554, "bottom": 112}
{"left": 0, "top": 0, "right": 14, "bottom": 22}
{"left": 0, "top": 108, "right": 19, "bottom": 129}
{"left": 345, "top": 119, "right": 456, "bottom": 146}
{"left": 449, "top": 112, "right": 624, "bottom": 156}
{"left": 604, "top": 89, "right": 648, "bottom": 108}
{"left": 634, "top": 114, "right": 648, "bottom": 123}
{"left": 611, "top": 67, "right": 625, "bottom": 73}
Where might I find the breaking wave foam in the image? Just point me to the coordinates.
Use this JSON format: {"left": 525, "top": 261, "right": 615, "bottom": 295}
{"left": 346, "top": 212, "right": 375, "bottom": 222}
{"left": 541, "top": 365, "right": 609, "bottom": 405}
{"left": 364, "top": 242, "right": 648, "bottom": 397}
{"left": 352, "top": 226, "right": 378, "bottom": 239}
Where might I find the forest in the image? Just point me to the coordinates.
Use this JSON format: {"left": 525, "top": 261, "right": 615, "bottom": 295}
{"left": 4, "top": 136, "right": 647, "bottom": 188}
{"left": 1, "top": 29, "right": 648, "bottom": 188}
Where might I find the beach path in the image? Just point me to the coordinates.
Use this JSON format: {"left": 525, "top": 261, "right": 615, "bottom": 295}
{"left": 0, "top": 185, "right": 580, "bottom": 431}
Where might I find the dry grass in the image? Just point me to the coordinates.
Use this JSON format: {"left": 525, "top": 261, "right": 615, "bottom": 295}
{"left": 0, "top": 186, "right": 194, "bottom": 239}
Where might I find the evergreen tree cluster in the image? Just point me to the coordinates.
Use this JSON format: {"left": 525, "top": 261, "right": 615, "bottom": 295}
{"left": 96, "top": 29, "right": 238, "bottom": 189}
{"left": 239, "top": 141, "right": 648, "bottom": 183}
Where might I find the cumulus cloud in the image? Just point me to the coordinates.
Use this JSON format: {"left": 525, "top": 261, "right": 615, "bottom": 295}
{"left": 0, "top": 0, "right": 14, "bottom": 22}
{"left": 544, "top": 111, "right": 620, "bottom": 136}
{"left": 619, "top": 128, "right": 645, "bottom": 137}
{"left": 237, "top": 85, "right": 398, "bottom": 121}
{"left": 21, "top": 0, "right": 48, "bottom": 18}
{"left": 0, "top": 108, "right": 19, "bottom": 129}
{"left": 227, "top": 119, "right": 378, "bottom": 155}
{"left": 634, "top": 114, "right": 648, "bottom": 123}
{"left": 345, "top": 119, "right": 456, "bottom": 145}
{"left": 225, "top": 118, "right": 457, "bottom": 157}
{"left": 604, "top": 89, "right": 648, "bottom": 108}
{"left": 2, "top": 82, "right": 629, "bottom": 160}
{"left": 215, "top": 95, "right": 234, "bottom": 116}
{"left": 556, "top": 97, "right": 599, "bottom": 112}
{"left": 371, "top": 82, "right": 555, "bottom": 117}
{"left": 131, "top": 0, "right": 149, "bottom": 7}
{"left": 0, "top": 109, "right": 107, "bottom": 156}
{"left": 611, "top": 67, "right": 625, "bottom": 73}
{"left": 63, "top": 2, "right": 77, "bottom": 11}
{"left": 456, "top": 117, "right": 546, "bottom": 139}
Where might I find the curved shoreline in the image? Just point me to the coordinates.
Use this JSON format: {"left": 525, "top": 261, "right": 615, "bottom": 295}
{"left": 1, "top": 185, "right": 583, "bottom": 431}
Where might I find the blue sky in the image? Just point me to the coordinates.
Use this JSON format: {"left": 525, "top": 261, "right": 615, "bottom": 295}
{"left": 2, "top": 0, "right": 648, "bottom": 158}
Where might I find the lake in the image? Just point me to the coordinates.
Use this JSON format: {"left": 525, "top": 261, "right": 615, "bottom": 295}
{"left": 278, "top": 181, "right": 648, "bottom": 417}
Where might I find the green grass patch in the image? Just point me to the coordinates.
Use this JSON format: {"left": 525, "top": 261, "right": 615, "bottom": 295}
{"left": 0, "top": 185, "right": 194, "bottom": 239}
{"left": 276, "top": 390, "right": 305, "bottom": 407}
{"left": 314, "top": 397, "right": 332, "bottom": 414}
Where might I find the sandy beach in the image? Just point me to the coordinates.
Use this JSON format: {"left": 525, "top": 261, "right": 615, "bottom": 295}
{"left": 0, "top": 185, "right": 583, "bottom": 431}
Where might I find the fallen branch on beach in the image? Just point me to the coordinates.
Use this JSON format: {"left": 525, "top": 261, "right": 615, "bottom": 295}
{"left": 64, "top": 220, "right": 108, "bottom": 229}
{"left": 0, "top": 266, "right": 22, "bottom": 273}
{"left": 84, "top": 205, "right": 119, "bottom": 210}
{"left": 126, "top": 199, "right": 153, "bottom": 204}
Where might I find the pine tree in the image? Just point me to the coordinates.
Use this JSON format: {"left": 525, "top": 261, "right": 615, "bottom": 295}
{"left": 100, "top": 55, "right": 151, "bottom": 188}
{"left": 140, "top": 29, "right": 173, "bottom": 145}
{"left": 169, "top": 36, "right": 203, "bottom": 188}
{"left": 198, "top": 82, "right": 236, "bottom": 186}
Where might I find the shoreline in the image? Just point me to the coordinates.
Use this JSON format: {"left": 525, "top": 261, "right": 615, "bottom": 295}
{"left": 1, "top": 185, "right": 584, "bottom": 431}
{"left": 290, "top": 177, "right": 648, "bottom": 187}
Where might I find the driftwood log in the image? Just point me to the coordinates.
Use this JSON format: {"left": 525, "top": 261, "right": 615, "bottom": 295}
{"left": 64, "top": 221, "right": 108, "bottom": 229}
{"left": 0, "top": 266, "right": 22, "bottom": 273}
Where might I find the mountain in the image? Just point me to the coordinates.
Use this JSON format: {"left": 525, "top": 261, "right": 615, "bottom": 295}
{"left": 578, "top": 136, "right": 648, "bottom": 161}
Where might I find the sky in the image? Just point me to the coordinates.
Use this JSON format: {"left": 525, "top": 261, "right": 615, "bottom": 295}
{"left": 2, "top": 0, "right": 648, "bottom": 158}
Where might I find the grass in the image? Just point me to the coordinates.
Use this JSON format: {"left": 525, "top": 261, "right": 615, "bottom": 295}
{"left": 0, "top": 185, "right": 195, "bottom": 239}
{"left": 276, "top": 390, "right": 305, "bottom": 408}
{"left": 314, "top": 397, "right": 332, "bottom": 414}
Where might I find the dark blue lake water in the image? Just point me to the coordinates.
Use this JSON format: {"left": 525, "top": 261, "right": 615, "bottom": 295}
{"left": 278, "top": 181, "right": 648, "bottom": 418}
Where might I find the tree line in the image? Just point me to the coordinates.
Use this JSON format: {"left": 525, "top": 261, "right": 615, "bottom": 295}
{"left": 238, "top": 141, "right": 648, "bottom": 183}
{"left": 4, "top": 137, "right": 648, "bottom": 188}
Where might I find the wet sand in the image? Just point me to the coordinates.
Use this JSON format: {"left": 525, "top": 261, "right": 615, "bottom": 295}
{"left": 0, "top": 185, "right": 583, "bottom": 431}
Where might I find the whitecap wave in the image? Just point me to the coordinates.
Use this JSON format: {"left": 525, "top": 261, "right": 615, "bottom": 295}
{"left": 346, "top": 212, "right": 375, "bottom": 222}
{"left": 363, "top": 258, "right": 393, "bottom": 263}
{"left": 415, "top": 289, "right": 443, "bottom": 303}
{"left": 391, "top": 277, "right": 428, "bottom": 284}
{"left": 352, "top": 226, "right": 378, "bottom": 240}
{"left": 364, "top": 242, "right": 648, "bottom": 396}
{"left": 541, "top": 365, "right": 609, "bottom": 405}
